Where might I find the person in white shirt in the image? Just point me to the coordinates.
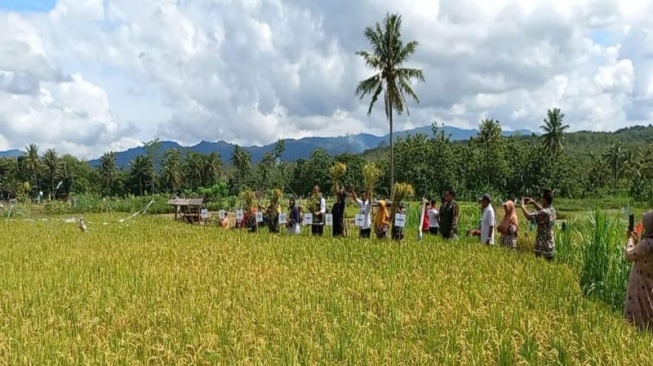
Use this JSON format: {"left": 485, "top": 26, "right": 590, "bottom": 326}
{"left": 310, "top": 185, "right": 326, "bottom": 236}
{"left": 349, "top": 186, "right": 372, "bottom": 238}
{"left": 479, "top": 193, "right": 495, "bottom": 245}
{"left": 427, "top": 199, "right": 439, "bottom": 235}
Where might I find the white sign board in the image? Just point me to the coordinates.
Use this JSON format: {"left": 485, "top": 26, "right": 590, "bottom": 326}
{"left": 394, "top": 213, "right": 406, "bottom": 228}
{"left": 325, "top": 214, "right": 333, "bottom": 226}
{"left": 218, "top": 210, "right": 226, "bottom": 219}
{"left": 255, "top": 211, "right": 263, "bottom": 223}
{"left": 354, "top": 214, "right": 364, "bottom": 227}
{"left": 303, "top": 213, "right": 313, "bottom": 225}
{"left": 278, "top": 213, "right": 287, "bottom": 224}
{"left": 236, "top": 210, "right": 244, "bottom": 221}
{"left": 200, "top": 209, "right": 208, "bottom": 219}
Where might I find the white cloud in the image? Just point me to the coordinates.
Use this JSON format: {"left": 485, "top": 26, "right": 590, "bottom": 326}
{"left": 1, "top": 0, "right": 653, "bottom": 158}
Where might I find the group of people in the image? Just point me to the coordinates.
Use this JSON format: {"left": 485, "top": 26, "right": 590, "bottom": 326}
{"left": 229, "top": 185, "right": 559, "bottom": 262}
{"left": 454, "top": 189, "right": 557, "bottom": 261}
{"left": 216, "top": 183, "right": 653, "bottom": 335}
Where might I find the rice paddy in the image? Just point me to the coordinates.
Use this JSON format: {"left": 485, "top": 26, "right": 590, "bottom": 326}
{"left": 0, "top": 212, "right": 651, "bottom": 365}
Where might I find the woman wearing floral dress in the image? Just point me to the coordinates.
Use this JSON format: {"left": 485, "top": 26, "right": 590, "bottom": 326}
{"left": 624, "top": 211, "right": 653, "bottom": 332}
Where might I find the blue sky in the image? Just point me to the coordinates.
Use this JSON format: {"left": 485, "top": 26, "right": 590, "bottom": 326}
{"left": 0, "top": 0, "right": 56, "bottom": 12}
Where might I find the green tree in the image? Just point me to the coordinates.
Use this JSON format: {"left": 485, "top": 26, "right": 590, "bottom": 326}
{"left": 355, "top": 12, "right": 424, "bottom": 195}
{"left": 24, "top": 143, "right": 41, "bottom": 196}
{"left": 42, "top": 148, "right": 62, "bottom": 198}
{"left": 541, "top": 108, "right": 569, "bottom": 159}
{"left": 98, "top": 151, "right": 118, "bottom": 196}
{"left": 161, "top": 148, "right": 183, "bottom": 193}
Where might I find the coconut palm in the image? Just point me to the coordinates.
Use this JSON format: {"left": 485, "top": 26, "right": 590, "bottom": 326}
{"left": 355, "top": 12, "right": 424, "bottom": 195}
{"left": 540, "top": 108, "right": 569, "bottom": 159}
{"left": 42, "top": 148, "right": 62, "bottom": 198}
{"left": 24, "top": 143, "right": 41, "bottom": 196}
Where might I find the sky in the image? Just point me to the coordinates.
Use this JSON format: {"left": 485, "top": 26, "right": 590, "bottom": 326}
{"left": 1, "top": 0, "right": 652, "bottom": 159}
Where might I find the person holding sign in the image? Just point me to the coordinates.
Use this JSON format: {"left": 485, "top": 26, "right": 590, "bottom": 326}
{"left": 309, "top": 185, "right": 326, "bottom": 236}
{"left": 286, "top": 197, "right": 301, "bottom": 234}
{"left": 392, "top": 203, "right": 406, "bottom": 241}
{"left": 350, "top": 185, "right": 372, "bottom": 239}
{"left": 332, "top": 190, "right": 347, "bottom": 237}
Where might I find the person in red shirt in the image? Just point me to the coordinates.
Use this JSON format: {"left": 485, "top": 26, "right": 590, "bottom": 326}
{"left": 422, "top": 201, "right": 430, "bottom": 233}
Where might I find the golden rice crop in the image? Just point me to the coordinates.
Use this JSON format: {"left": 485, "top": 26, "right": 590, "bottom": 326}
{"left": 362, "top": 163, "right": 381, "bottom": 196}
{"left": 0, "top": 214, "right": 651, "bottom": 365}
{"left": 329, "top": 162, "right": 347, "bottom": 193}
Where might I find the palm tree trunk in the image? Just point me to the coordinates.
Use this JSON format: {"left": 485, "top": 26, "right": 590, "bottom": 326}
{"left": 388, "top": 100, "right": 394, "bottom": 198}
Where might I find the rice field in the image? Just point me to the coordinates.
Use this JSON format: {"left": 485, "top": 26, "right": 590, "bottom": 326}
{"left": 1, "top": 213, "right": 652, "bottom": 365}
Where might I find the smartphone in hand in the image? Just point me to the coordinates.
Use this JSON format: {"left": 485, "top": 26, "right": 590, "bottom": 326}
{"left": 628, "top": 214, "right": 635, "bottom": 232}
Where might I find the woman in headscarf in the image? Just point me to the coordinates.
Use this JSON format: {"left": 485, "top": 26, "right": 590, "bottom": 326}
{"left": 374, "top": 200, "right": 390, "bottom": 239}
{"left": 624, "top": 211, "right": 653, "bottom": 332}
{"left": 331, "top": 190, "right": 346, "bottom": 237}
{"left": 498, "top": 200, "right": 519, "bottom": 250}
{"left": 286, "top": 197, "right": 301, "bottom": 235}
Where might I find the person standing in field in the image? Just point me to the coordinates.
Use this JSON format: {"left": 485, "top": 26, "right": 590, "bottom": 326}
{"left": 623, "top": 211, "right": 653, "bottom": 332}
{"left": 422, "top": 201, "right": 430, "bottom": 234}
{"left": 478, "top": 194, "right": 495, "bottom": 245}
{"left": 287, "top": 197, "right": 301, "bottom": 235}
{"left": 427, "top": 199, "right": 439, "bottom": 235}
{"left": 350, "top": 186, "right": 372, "bottom": 239}
{"left": 374, "top": 199, "right": 390, "bottom": 239}
{"left": 439, "top": 188, "right": 459, "bottom": 240}
{"left": 498, "top": 200, "right": 519, "bottom": 250}
{"left": 520, "top": 189, "right": 556, "bottom": 261}
{"left": 309, "top": 185, "right": 326, "bottom": 236}
{"left": 331, "top": 190, "right": 346, "bottom": 237}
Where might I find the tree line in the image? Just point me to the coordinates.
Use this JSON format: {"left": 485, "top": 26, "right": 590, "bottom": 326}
{"left": 1, "top": 107, "right": 651, "bottom": 204}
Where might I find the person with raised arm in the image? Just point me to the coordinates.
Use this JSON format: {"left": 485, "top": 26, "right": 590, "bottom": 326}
{"left": 520, "top": 189, "right": 557, "bottom": 261}
{"left": 331, "top": 189, "right": 347, "bottom": 237}
{"left": 624, "top": 211, "right": 653, "bottom": 332}
{"left": 350, "top": 185, "right": 372, "bottom": 239}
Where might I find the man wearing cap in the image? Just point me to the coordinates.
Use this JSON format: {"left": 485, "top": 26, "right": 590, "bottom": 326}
{"left": 479, "top": 193, "right": 495, "bottom": 245}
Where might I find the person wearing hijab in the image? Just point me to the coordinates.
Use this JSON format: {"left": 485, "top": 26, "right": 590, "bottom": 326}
{"left": 286, "top": 197, "right": 301, "bottom": 235}
{"left": 331, "top": 190, "right": 347, "bottom": 237}
{"left": 498, "top": 200, "right": 519, "bottom": 249}
{"left": 624, "top": 211, "right": 653, "bottom": 332}
{"left": 374, "top": 200, "right": 390, "bottom": 239}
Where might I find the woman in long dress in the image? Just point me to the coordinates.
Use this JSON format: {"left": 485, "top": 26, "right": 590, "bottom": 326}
{"left": 498, "top": 200, "right": 519, "bottom": 250}
{"left": 624, "top": 211, "right": 653, "bottom": 332}
{"left": 331, "top": 191, "right": 346, "bottom": 237}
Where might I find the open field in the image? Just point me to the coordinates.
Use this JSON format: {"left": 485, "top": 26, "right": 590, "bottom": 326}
{"left": 1, "top": 213, "right": 652, "bottom": 365}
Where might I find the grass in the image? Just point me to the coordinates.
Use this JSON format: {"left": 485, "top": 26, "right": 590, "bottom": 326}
{"left": 0, "top": 214, "right": 652, "bottom": 364}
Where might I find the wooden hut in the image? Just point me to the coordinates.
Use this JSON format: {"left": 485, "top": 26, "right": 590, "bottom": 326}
{"left": 167, "top": 197, "right": 205, "bottom": 223}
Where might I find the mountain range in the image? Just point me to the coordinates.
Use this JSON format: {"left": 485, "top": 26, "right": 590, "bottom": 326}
{"left": 0, "top": 125, "right": 536, "bottom": 168}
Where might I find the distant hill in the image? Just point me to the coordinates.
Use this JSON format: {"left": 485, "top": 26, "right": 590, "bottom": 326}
{"left": 94, "top": 125, "right": 535, "bottom": 168}
{"left": 0, "top": 124, "right": 536, "bottom": 168}
{"left": 0, "top": 149, "right": 22, "bottom": 158}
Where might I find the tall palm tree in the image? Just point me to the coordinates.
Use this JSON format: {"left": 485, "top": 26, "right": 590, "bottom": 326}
{"left": 162, "top": 148, "right": 183, "bottom": 193}
{"left": 355, "top": 12, "right": 424, "bottom": 194}
{"left": 476, "top": 119, "right": 502, "bottom": 184}
{"left": 603, "top": 141, "right": 628, "bottom": 193}
{"left": 98, "top": 151, "right": 118, "bottom": 196}
{"left": 540, "top": 108, "right": 569, "bottom": 159}
{"left": 42, "top": 148, "right": 62, "bottom": 198}
{"left": 24, "top": 143, "right": 41, "bottom": 196}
